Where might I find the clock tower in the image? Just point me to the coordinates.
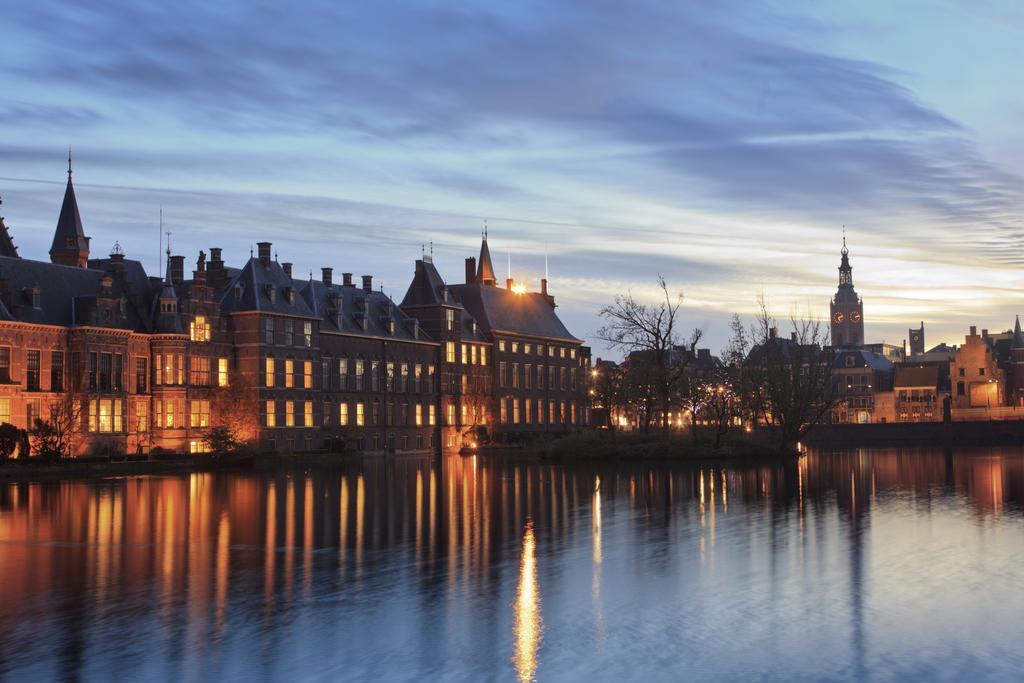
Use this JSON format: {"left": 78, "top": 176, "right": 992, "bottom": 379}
{"left": 829, "top": 236, "right": 864, "bottom": 347}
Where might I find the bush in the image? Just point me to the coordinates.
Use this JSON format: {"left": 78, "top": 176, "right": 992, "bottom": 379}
{"left": 0, "top": 422, "right": 23, "bottom": 461}
{"left": 204, "top": 425, "right": 241, "bottom": 456}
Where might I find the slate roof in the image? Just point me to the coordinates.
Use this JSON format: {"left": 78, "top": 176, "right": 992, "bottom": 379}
{"left": 0, "top": 214, "right": 18, "bottom": 258}
{"left": 449, "top": 283, "right": 580, "bottom": 343}
{"left": 50, "top": 176, "right": 89, "bottom": 257}
{"left": 302, "top": 279, "right": 429, "bottom": 342}
{"left": 219, "top": 257, "right": 318, "bottom": 318}
{"left": 832, "top": 349, "right": 894, "bottom": 372}
{"left": 400, "top": 258, "right": 456, "bottom": 309}
{"left": 0, "top": 255, "right": 140, "bottom": 329}
{"left": 477, "top": 237, "right": 496, "bottom": 284}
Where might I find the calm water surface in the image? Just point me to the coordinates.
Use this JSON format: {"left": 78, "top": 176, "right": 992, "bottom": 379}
{"left": 2, "top": 449, "right": 1024, "bottom": 681}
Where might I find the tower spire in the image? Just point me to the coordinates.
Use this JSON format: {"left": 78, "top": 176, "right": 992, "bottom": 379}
{"left": 476, "top": 224, "right": 496, "bottom": 285}
{"left": 50, "top": 153, "right": 90, "bottom": 267}
{"left": 67, "top": 147, "right": 72, "bottom": 180}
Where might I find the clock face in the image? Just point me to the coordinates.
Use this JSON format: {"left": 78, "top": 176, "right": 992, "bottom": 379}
{"left": 851, "top": 312, "right": 862, "bottom": 323}
{"left": 912, "top": 334, "right": 920, "bottom": 342}
{"left": 833, "top": 312, "right": 844, "bottom": 324}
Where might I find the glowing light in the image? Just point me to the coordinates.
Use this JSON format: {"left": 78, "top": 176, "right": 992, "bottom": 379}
{"left": 511, "top": 283, "right": 528, "bottom": 295}
{"left": 513, "top": 519, "right": 542, "bottom": 682}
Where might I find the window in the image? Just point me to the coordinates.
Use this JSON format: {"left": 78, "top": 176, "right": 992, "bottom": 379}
{"left": 979, "top": 368, "right": 986, "bottom": 376}
{"left": 500, "top": 398, "right": 507, "bottom": 424}
{"left": 264, "top": 318, "right": 275, "bottom": 345}
{"left": 322, "top": 358, "right": 331, "bottom": 390}
{"left": 524, "top": 343, "right": 532, "bottom": 355}
{"left": 428, "top": 365, "right": 435, "bottom": 391}
{"left": 98, "top": 353, "right": 112, "bottom": 392}
{"left": 88, "top": 399, "right": 123, "bottom": 433}
{"left": 51, "top": 351, "right": 65, "bottom": 392}
{"left": 113, "top": 354, "right": 123, "bottom": 392}
{"left": 356, "top": 402, "right": 365, "bottom": 426}
{"left": 513, "top": 399, "right": 520, "bottom": 424}
{"left": 355, "top": 359, "right": 364, "bottom": 390}
{"left": 339, "top": 358, "right": 349, "bottom": 390}
{"left": 26, "top": 399, "right": 39, "bottom": 428}
{"left": 512, "top": 342, "right": 519, "bottom": 353}
{"left": 471, "top": 345, "right": 478, "bottom": 365}
{"left": 415, "top": 403, "right": 423, "bottom": 426}
{"left": 302, "top": 322, "right": 312, "bottom": 347}
{"left": 446, "top": 403, "right": 456, "bottom": 425}
{"left": 166, "top": 399, "right": 176, "bottom": 428}
{"left": 371, "top": 361, "right": 380, "bottom": 391}
{"left": 446, "top": 309, "right": 454, "bottom": 331}
{"left": 303, "top": 360, "right": 313, "bottom": 389}
{"left": 386, "top": 401, "right": 394, "bottom": 425}
{"left": 428, "top": 404, "right": 436, "bottom": 426}
{"left": 88, "top": 352, "right": 97, "bottom": 390}
{"left": 537, "top": 366, "right": 544, "bottom": 389}
{"left": 177, "top": 354, "right": 184, "bottom": 385}
{"left": 372, "top": 400, "right": 380, "bottom": 425}
{"left": 0, "top": 398, "right": 9, "bottom": 423}
{"left": 511, "top": 363, "right": 519, "bottom": 388}
{"left": 304, "top": 401, "right": 313, "bottom": 427}
{"left": 549, "top": 401, "right": 555, "bottom": 424}
{"left": 191, "top": 356, "right": 210, "bottom": 385}
{"left": 283, "top": 320, "right": 293, "bottom": 346}
{"left": 265, "top": 356, "right": 275, "bottom": 388}
{"left": 386, "top": 362, "right": 395, "bottom": 391}
{"left": 560, "top": 347, "right": 566, "bottom": 359}
{"left": 549, "top": 346, "right": 556, "bottom": 357}
{"left": 414, "top": 364, "right": 422, "bottom": 392}
{"left": 266, "top": 400, "right": 276, "bottom": 427}
{"left": 461, "top": 404, "right": 468, "bottom": 425}
{"left": 135, "top": 401, "right": 147, "bottom": 434}
{"left": 499, "top": 361, "right": 507, "bottom": 388}
{"left": 525, "top": 399, "right": 532, "bottom": 425}
{"left": 400, "top": 363, "right": 408, "bottom": 392}
{"left": 26, "top": 350, "right": 40, "bottom": 391}
{"left": 135, "top": 357, "right": 146, "bottom": 393}
{"left": 190, "top": 314, "right": 211, "bottom": 342}
{"left": 537, "top": 399, "right": 545, "bottom": 424}
{"left": 285, "top": 358, "right": 295, "bottom": 388}
{"left": 190, "top": 400, "right": 210, "bottom": 427}
{"left": 571, "top": 348, "right": 577, "bottom": 359}
{"left": 217, "top": 358, "right": 229, "bottom": 387}
{"left": 340, "top": 402, "right": 349, "bottom": 426}
{"left": 499, "top": 340, "right": 506, "bottom": 352}
{"left": 285, "top": 401, "right": 295, "bottom": 427}
{"left": 446, "top": 342, "right": 456, "bottom": 364}
{"left": 461, "top": 344, "right": 468, "bottom": 364}
{"left": 0, "top": 347, "right": 10, "bottom": 382}
{"left": 525, "top": 363, "right": 532, "bottom": 389}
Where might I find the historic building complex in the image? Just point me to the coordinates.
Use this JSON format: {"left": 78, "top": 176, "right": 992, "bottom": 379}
{"left": 0, "top": 163, "right": 590, "bottom": 455}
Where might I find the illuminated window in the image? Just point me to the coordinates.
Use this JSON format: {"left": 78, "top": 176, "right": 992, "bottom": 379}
{"left": 302, "top": 322, "right": 312, "bottom": 347}
{"left": 177, "top": 354, "right": 184, "bottom": 385}
{"left": 266, "top": 400, "right": 276, "bottom": 427}
{"left": 190, "top": 315, "right": 210, "bottom": 342}
{"left": 461, "top": 344, "right": 468, "bottom": 364}
{"left": 428, "top": 404, "right": 436, "bottom": 426}
{"left": 525, "top": 399, "right": 532, "bottom": 425}
{"left": 461, "top": 404, "right": 468, "bottom": 425}
{"left": 524, "top": 343, "right": 532, "bottom": 355}
{"left": 446, "top": 402, "right": 455, "bottom": 425}
{"left": 303, "top": 360, "right": 313, "bottom": 389}
{"left": 190, "top": 356, "right": 210, "bottom": 385}
{"left": 218, "top": 358, "right": 229, "bottom": 387}
{"left": 415, "top": 404, "right": 423, "bottom": 426}
{"left": 265, "top": 356, "right": 275, "bottom": 387}
{"left": 500, "top": 398, "right": 507, "bottom": 424}
{"left": 400, "top": 363, "right": 408, "bottom": 392}
{"left": 355, "top": 359, "right": 364, "bottom": 390}
{"left": 190, "top": 399, "right": 210, "bottom": 427}
{"left": 512, "top": 342, "right": 519, "bottom": 353}
{"left": 513, "top": 399, "right": 520, "bottom": 424}
{"left": 285, "top": 358, "right": 295, "bottom": 388}
{"left": 480, "top": 347, "right": 487, "bottom": 366}
{"left": 0, "top": 397, "right": 10, "bottom": 423}
{"left": 89, "top": 399, "right": 123, "bottom": 433}
{"left": 190, "top": 440, "right": 211, "bottom": 454}
{"left": 446, "top": 341, "right": 455, "bottom": 364}
{"left": 285, "top": 401, "right": 295, "bottom": 427}
{"left": 340, "top": 402, "right": 349, "bottom": 426}
{"left": 470, "top": 345, "right": 477, "bottom": 365}
{"left": 167, "top": 400, "right": 176, "bottom": 428}
{"left": 386, "top": 362, "right": 395, "bottom": 391}
{"left": 538, "top": 399, "right": 545, "bottom": 424}
{"left": 304, "top": 401, "right": 313, "bottom": 427}
{"left": 356, "top": 402, "right": 365, "bottom": 426}
{"left": 414, "top": 364, "right": 422, "bottom": 392}
{"left": 135, "top": 401, "right": 147, "bottom": 434}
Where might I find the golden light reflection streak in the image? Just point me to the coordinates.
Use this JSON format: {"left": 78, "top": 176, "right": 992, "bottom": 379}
{"left": 592, "top": 476, "right": 605, "bottom": 646}
{"left": 513, "top": 519, "right": 542, "bottom": 683}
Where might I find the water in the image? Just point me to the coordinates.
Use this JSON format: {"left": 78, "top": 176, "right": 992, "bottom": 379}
{"left": 2, "top": 449, "right": 1023, "bottom": 682}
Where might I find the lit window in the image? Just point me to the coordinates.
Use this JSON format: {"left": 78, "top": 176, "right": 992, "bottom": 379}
{"left": 480, "top": 347, "right": 487, "bottom": 366}
{"left": 446, "top": 341, "right": 455, "bottom": 364}
{"left": 340, "top": 402, "right": 349, "bottom": 426}
{"left": 461, "top": 344, "right": 468, "bottom": 364}
{"left": 0, "top": 397, "right": 12, "bottom": 423}
{"left": 304, "top": 360, "right": 313, "bottom": 389}
{"left": 265, "top": 356, "right": 275, "bottom": 387}
{"left": 285, "top": 358, "right": 295, "bottom": 388}
{"left": 499, "top": 340, "right": 506, "bottom": 352}
{"left": 218, "top": 358, "right": 229, "bottom": 387}
{"left": 470, "top": 345, "right": 477, "bottom": 365}
{"left": 356, "top": 402, "right": 365, "bottom": 426}
{"left": 285, "top": 401, "right": 295, "bottom": 427}
{"left": 304, "top": 401, "right": 313, "bottom": 427}
{"left": 190, "top": 315, "right": 211, "bottom": 342}
{"left": 190, "top": 399, "right": 210, "bottom": 427}
{"left": 190, "top": 356, "right": 210, "bottom": 385}
{"left": 446, "top": 309, "right": 454, "bottom": 331}
{"left": 266, "top": 400, "right": 276, "bottom": 427}
{"left": 415, "top": 404, "right": 423, "bottom": 426}
{"left": 135, "top": 401, "right": 147, "bottom": 433}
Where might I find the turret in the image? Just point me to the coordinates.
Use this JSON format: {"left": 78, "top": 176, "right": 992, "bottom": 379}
{"left": 49, "top": 154, "right": 90, "bottom": 268}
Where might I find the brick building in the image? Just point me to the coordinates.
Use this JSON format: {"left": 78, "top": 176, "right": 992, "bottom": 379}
{"left": 0, "top": 164, "right": 590, "bottom": 455}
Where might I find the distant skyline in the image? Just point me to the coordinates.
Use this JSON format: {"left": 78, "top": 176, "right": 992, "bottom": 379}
{"left": 2, "top": 1, "right": 1023, "bottom": 354}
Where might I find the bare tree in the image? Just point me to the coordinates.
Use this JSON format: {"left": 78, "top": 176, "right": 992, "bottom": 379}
{"left": 597, "top": 276, "right": 703, "bottom": 431}
{"left": 30, "top": 394, "right": 85, "bottom": 460}
{"left": 746, "top": 296, "right": 837, "bottom": 452}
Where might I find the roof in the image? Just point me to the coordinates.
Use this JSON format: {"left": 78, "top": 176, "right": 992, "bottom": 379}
{"left": 449, "top": 282, "right": 580, "bottom": 343}
{"left": 477, "top": 237, "right": 496, "bottom": 285}
{"left": 894, "top": 365, "right": 939, "bottom": 388}
{"left": 219, "top": 257, "right": 318, "bottom": 318}
{"left": 301, "top": 279, "right": 430, "bottom": 342}
{"left": 49, "top": 176, "right": 89, "bottom": 257}
{"left": 832, "top": 349, "right": 893, "bottom": 372}
{"left": 400, "top": 258, "right": 457, "bottom": 309}
{"left": 0, "top": 213, "right": 18, "bottom": 258}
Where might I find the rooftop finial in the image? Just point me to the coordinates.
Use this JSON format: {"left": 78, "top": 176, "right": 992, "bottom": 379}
{"left": 67, "top": 147, "right": 72, "bottom": 180}
{"left": 484, "top": 218, "right": 488, "bottom": 239}
{"left": 841, "top": 225, "right": 848, "bottom": 255}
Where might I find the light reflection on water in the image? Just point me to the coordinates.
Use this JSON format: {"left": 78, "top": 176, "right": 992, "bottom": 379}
{"left": 1, "top": 448, "right": 1024, "bottom": 680}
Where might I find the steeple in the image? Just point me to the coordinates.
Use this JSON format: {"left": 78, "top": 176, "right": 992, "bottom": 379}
{"left": 49, "top": 151, "right": 90, "bottom": 268}
{"left": 476, "top": 223, "right": 496, "bottom": 286}
{"left": 1013, "top": 316, "right": 1024, "bottom": 349}
{"left": 838, "top": 228, "right": 852, "bottom": 288}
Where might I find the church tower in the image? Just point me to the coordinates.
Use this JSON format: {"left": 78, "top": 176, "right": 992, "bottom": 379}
{"left": 829, "top": 235, "right": 864, "bottom": 347}
{"left": 49, "top": 153, "right": 90, "bottom": 268}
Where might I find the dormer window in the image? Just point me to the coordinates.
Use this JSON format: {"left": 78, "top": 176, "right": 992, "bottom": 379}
{"left": 235, "top": 284, "right": 243, "bottom": 301}
{"left": 286, "top": 288, "right": 295, "bottom": 303}
{"left": 65, "top": 236, "right": 76, "bottom": 249}
{"left": 31, "top": 287, "right": 41, "bottom": 309}
{"left": 119, "top": 297, "right": 127, "bottom": 315}
{"left": 265, "top": 284, "right": 276, "bottom": 302}
{"left": 388, "top": 320, "right": 395, "bottom": 335}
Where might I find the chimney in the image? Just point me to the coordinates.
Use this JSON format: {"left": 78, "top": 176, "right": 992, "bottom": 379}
{"left": 970, "top": 325, "right": 977, "bottom": 337}
{"left": 791, "top": 331, "right": 798, "bottom": 342}
{"left": 506, "top": 277, "right": 513, "bottom": 290}
{"left": 982, "top": 328, "right": 989, "bottom": 339}
{"left": 282, "top": 262, "right": 293, "bottom": 279}
{"left": 322, "top": 267, "right": 333, "bottom": 287}
{"left": 109, "top": 250, "right": 125, "bottom": 274}
{"left": 769, "top": 326, "right": 779, "bottom": 339}
{"left": 541, "top": 278, "right": 548, "bottom": 295}
{"left": 343, "top": 272, "right": 353, "bottom": 287}
{"left": 465, "top": 257, "right": 477, "bottom": 284}
{"left": 210, "top": 247, "right": 222, "bottom": 263}
{"left": 170, "top": 255, "right": 185, "bottom": 284}
{"left": 257, "top": 241, "right": 272, "bottom": 266}
{"left": 362, "top": 275, "right": 373, "bottom": 292}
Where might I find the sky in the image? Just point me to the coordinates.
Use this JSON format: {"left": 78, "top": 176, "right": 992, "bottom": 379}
{"left": 1, "top": 0, "right": 1023, "bottom": 356}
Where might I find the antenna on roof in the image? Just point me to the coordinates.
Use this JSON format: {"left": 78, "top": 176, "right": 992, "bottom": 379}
{"left": 158, "top": 206, "right": 163, "bottom": 279}
{"left": 430, "top": 241, "right": 434, "bottom": 257}
{"left": 507, "top": 249, "right": 511, "bottom": 280}
{"left": 421, "top": 243, "right": 425, "bottom": 259}
{"left": 483, "top": 218, "right": 488, "bottom": 239}
{"left": 67, "top": 147, "right": 72, "bottom": 180}
{"left": 544, "top": 241, "right": 549, "bottom": 280}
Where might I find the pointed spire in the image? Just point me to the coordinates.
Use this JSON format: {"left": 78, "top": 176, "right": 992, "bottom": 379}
{"left": 50, "top": 154, "right": 90, "bottom": 267}
{"left": 477, "top": 226, "right": 496, "bottom": 285}
{"left": 1013, "top": 315, "right": 1024, "bottom": 349}
{"left": 838, "top": 229, "right": 852, "bottom": 287}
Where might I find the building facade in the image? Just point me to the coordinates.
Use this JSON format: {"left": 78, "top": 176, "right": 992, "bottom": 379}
{"left": 0, "top": 165, "right": 589, "bottom": 455}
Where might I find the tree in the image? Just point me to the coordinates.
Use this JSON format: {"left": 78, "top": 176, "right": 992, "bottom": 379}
{"left": 204, "top": 425, "right": 241, "bottom": 455}
{"left": 29, "top": 395, "right": 84, "bottom": 460}
{"left": 746, "top": 296, "right": 838, "bottom": 452}
{"left": 597, "top": 276, "right": 703, "bottom": 431}
{"left": 0, "top": 422, "right": 22, "bottom": 461}
{"left": 210, "top": 369, "right": 260, "bottom": 447}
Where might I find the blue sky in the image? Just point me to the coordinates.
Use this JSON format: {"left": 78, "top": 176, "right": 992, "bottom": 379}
{"left": 1, "top": 0, "right": 1023, "bottom": 354}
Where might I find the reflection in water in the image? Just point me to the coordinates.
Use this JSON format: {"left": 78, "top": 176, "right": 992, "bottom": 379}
{"left": 2, "top": 448, "right": 1024, "bottom": 680}
{"left": 513, "top": 519, "right": 542, "bottom": 682}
